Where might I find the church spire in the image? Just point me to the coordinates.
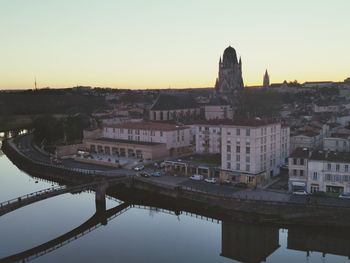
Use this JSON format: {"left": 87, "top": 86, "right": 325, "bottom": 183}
{"left": 263, "top": 69, "right": 270, "bottom": 89}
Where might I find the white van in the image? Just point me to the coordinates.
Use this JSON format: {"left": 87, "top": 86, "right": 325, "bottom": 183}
{"left": 190, "top": 174, "right": 203, "bottom": 181}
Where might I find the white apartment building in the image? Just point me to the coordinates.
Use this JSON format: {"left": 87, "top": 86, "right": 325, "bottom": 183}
{"left": 220, "top": 119, "right": 290, "bottom": 187}
{"left": 102, "top": 122, "right": 191, "bottom": 153}
{"left": 83, "top": 122, "right": 191, "bottom": 160}
{"left": 195, "top": 123, "right": 222, "bottom": 154}
{"left": 289, "top": 148, "right": 350, "bottom": 194}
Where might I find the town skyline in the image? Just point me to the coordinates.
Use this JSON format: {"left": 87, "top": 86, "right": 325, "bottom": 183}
{"left": 1, "top": 0, "right": 349, "bottom": 90}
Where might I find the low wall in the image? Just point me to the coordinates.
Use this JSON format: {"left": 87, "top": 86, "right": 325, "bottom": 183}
{"left": 130, "top": 178, "right": 350, "bottom": 227}
{"left": 56, "top": 144, "right": 84, "bottom": 157}
{"left": 74, "top": 157, "right": 121, "bottom": 168}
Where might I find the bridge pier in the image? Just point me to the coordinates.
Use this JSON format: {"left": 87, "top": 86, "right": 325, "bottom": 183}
{"left": 95, "top": 182, "right": 109, "bottom": 225}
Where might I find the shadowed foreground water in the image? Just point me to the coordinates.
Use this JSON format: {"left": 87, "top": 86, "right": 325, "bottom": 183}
{"left": 0, "top": 136, "right": 349, "bottom": 263}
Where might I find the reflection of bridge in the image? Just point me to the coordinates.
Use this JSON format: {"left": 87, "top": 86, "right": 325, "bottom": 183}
{"left": 0, "top": 177, "right": 128, "bottom": 217}
{"left": 0, "top": 202, "right": 130, "bottom": 262}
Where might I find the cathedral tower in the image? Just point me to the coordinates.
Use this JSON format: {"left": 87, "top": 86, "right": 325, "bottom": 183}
{"left": 214, "top": 46, "right": 243, "bottom": 102}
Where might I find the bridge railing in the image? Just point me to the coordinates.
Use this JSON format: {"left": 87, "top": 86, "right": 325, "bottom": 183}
{"left": 0, "top": 185, "right": 66, "bottom": 208}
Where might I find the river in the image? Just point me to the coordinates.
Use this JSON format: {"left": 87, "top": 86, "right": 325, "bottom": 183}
{"left": 0, "top": 134, "right": 349, "bottom": 263}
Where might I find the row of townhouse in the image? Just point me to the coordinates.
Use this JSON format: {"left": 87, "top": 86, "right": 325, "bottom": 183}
{"left": 194, "top": 118, "right": 290, "bottom": 186}
{"left": 289, "top": 148, "right": 350, "bottom": 194}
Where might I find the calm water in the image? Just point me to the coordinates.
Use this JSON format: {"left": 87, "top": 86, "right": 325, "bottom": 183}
{"left": 0, "top": 135, "right": 349, "bottom": 263}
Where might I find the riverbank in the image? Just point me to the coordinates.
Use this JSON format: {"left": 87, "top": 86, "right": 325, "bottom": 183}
{"left": 4, "top": 135, "right": 350, "bottom": 227}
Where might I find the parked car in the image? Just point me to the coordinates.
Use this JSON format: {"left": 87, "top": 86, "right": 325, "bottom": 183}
{"left": 204, "top": 178, "right": 217, "bottom": 184}
{"left": 138, "top": 172, "right": 150, "bottom": 178}
{"left": 235, "top": 182, "right": 248, "bottom": 188}
{"left": 220, "top": 179, "right": 232, "bottom": 186}
{"left": 339, "top": 193, "right": 350, "bottom": 199}
{"left": 292, "top": 190, "right": 308, "bottom": 195}
{"left": 281, "top": 164, "right": 289, "bottom": 169}
{"left": 134, "top": 165, "right": 144, "bottom": 171}
{"left": 190, "top": 174, "right": 203, "bottom": 181}
{"left": 151, "top": 171, "right": 162, "bottom": 177}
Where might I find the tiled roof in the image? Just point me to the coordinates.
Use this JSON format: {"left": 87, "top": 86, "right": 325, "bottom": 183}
{"left": 290, "top": 147, "right": 310, "bottom": 158}
{"left": 310, "top": 151, "right": 350, "bottom": 163}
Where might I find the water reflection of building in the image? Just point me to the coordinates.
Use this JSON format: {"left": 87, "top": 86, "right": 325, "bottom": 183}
{"left": 288, "top": 227, "right": 350, "bottom": 259}
{"left": 221, "top": 221, "right": 280, "bottom": 263}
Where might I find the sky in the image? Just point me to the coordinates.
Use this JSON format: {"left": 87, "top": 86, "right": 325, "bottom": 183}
{"left": 0, "top": 0, "right": 349, "bottom": 89}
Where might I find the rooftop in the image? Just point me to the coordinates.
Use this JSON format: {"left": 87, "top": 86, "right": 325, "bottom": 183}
{"left": 290, "top": 147, "right": 310, "bottom": 158}
{"left": 105, "top": 121, "right": 188, "bottom": 131}
{"left": 222, "top": 118, "right": 279, "bottom": 127}
{"left": 310, "top": 150, "right": 350, "bottom": 163}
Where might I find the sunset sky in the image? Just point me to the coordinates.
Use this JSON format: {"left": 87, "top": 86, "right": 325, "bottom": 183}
{"left": 0, "top": 0, "right": 349, "bottom": 89}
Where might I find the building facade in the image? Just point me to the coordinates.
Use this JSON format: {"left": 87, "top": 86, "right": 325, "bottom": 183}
{"left": 324, "top": 136, "right": 350, "bottom": 152}
{"left": 289, "top": 148, "right": 350, "bottom": 194}
{"left": 220, "top": 119, "right": 289, "bottom": 187}
{"left": 83, "top": 122, "right": 192, "bottom": 160}
{"left": 195, "top": 123, "right": 222, "bottom": 154}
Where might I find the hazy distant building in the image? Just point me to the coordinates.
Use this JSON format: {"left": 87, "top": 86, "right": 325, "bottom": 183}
{"left": 149, "top": 93, "right": 200, "bottom": 122}
{"left": 263, "top": 69, "right": 270, "bottom": 88}
{"left": 214, "top": 46, "right": 243, "bottom": 102}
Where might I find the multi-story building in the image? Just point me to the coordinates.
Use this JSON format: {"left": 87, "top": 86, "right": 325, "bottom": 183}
{"left": 83, "top": 122, "right": 191, "bottom": 160}
{"left": 194, "top": 122, "right": 222, "bottom": 154}
{"left": 288, "top": 148, "right": 310, "bottom": 192}
{"left": 289, "top": 148, "right": 350, "bottom": 194}
{"left": 220, "top": 118, "right": 290, "bottom": 187}
{"left": 324, "top": 134, "right": 350, "bottom": 152}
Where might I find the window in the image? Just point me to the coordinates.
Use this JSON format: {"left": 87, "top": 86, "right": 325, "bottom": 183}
{"left": 236, "top": 163, "right": 240, "bottom": 170}
{"left": 313, "top": 172, "right": 318, "bottom": 180}
{"left": 336, "top": 164, "right": 340, "bottom": 172}
{"left": 246, "top": 129, "right": 250, "bottom": 136}
{"left": 293, "top": 169, "right": 297, "bottom": 176}
{"left": 246, "top": 164, "right": 250, "bottom": 172}
{"left": 227, "top": 154, "right": 231, "bottom": 160}
{"left": 327, "top": 163, "right": 331, "bottom": 171}
{"left": 293, "top": 158, "right": 297, "bottom": 165}
{"left": 227, "top": 162, "right": 231, "bottom": 170}
{"left": 227, "top": 145, "right": 231, "bottom": 152}
{"left": 344, "top": 175, "right": 349, "bottom": 182}
{"left": 160, "top": 131, "right": 163, "bottom": 137}
{"left": 236, "top": 155, "right": 240, "bottom": 162}
{"left": 246, "top": 147, "right": 250, "bottom": 154}
{"left": 326, "top": 174, "right": 331, "bottom": 181}
{"left": 300, "top": 159, "right": 304, "bottom": 165}
{"left": 236, "top": 146, "right": 240, "bottom": 153}
{"left": 300, "top": 170, "right": 304, "bottom": 176}
{"left": 345, "top": 165, "right": 349, "bottom": 172}
{"left": 236, "top": 128, "right": 240, "bottom": 136}
{"left": 246, "top": 156, "right": 250, "bottom": 163}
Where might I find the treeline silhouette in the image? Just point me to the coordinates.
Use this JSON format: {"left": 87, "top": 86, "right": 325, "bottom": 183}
{"left": 0, "top": 89, "right": 106, "bottom": 116}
